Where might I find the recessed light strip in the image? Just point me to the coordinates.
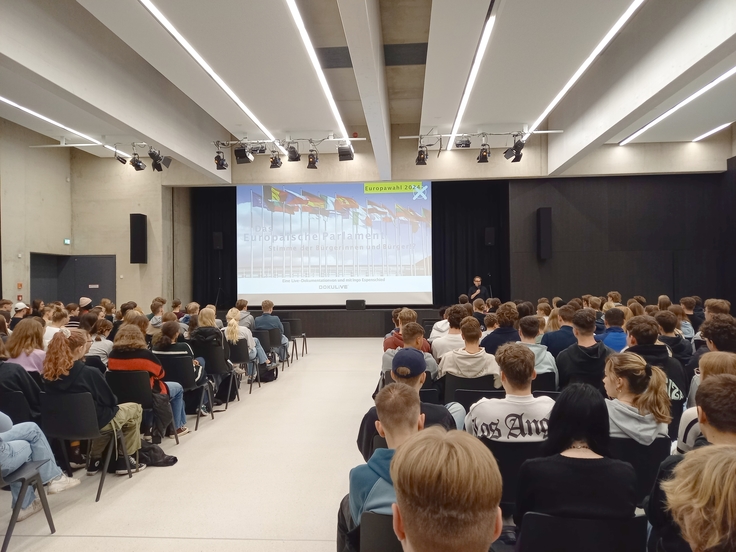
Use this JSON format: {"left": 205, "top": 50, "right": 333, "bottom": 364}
{"left": 692, "top": 122, "right": 733, "bottom": 142}
{"left": 103, "top": 145, "right": 132, "bottom": 157}
{"left": 285, "top": 0, "right": 351, "bottom": 146}
{"left": 620, "top": 65, "right": 736, "bottom": 145}
{"left": 138, "top": 0, "right": 286, "bottom": 154}
{"left": 522, "top": 0, "right": 646, "bottom": 142}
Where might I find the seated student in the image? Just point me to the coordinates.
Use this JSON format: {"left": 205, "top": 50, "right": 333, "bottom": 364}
{"left": 43, "top": 307, "right": 69, "bottom": 346}
{"left": 662, "top": 445, "right": 736, "bottom": 552}
{"left": 9, "top": 302, "right": 29, "bottom": 331}
{"left": 458, "top": 294, "right": 469, "bottom": 305}
{"left": 517, "top": 315, "right": 558, "bottom": 388}
{"left": 472, "top": 299, "right": 487, "bottom": 330}
{"left": 556, "top": 309, "right": 614, "bottom": 391}
{"left": 668, "top": 304, "right": 694, "bottom": 340}
{"left": 224, "top": 308, "right": 269, "bottom": 374}
{"left": 204, "top": 304, "right": 224, "bottom": 329}
{"left": 595, "top": 307, "right": 627, "bottom": 352}
{"left": 180, "top": 301, "right": 200, "bottom": 326}
{"left": 384, "top": 308, "right": 431, "bottom": 353}
{"left": 109, "top": 325, "right": 189, "bottom": 438}
{"left": 146, "top": 301, "right": 164, "bottom": 336}
{"left": 170, "top": 298, "right": 184, "bottom": 320}
{"left": 481, "top": 313, "right": 499, "bottom": 340}
{"left": 6, "top": 318, "right": 46, "bottom": 374}
{"left": 0, "top": 340, "right": 42, "bottom": 422}
{"left": 64, "top": 303, "right": 80, "bottom": 329}
{"left": 514, "top": 384, "right": 637, "bottom": 532}
{"left": 254, "top": 300, "right": 289, "bottom": 361}
{"left": 391, "top": 427, "right": 503, "bottom": 552}
{"left": 537, "top": 302, "right": 551, "bottom": 322}
{"left": 438, "top": 317, "right": 501, "bottom": 384}
{"left": 588, "top": 296, "right": 605, "bottom": 334}
{"left": 357, "top": 348, "right": 455, "bottom": 463}
{"left": 107, "top": 301, "right": 135, "bottom": 342}
{"left": 685, "top": 314, "right": 736, "bottom": 396}
{"left": 382, "top": 323, "right": 438, "bottom": 382}
{"left": 88, "top": 319, "right": 113, "bottom": 366}
{"left": 487, "top": 297, "right": 501, "bottom": 313}
{"left": 677, "top": 351, "right": 736, "bottom": 453}
{"left": 235, "top": 299, "right": 254, "bottom": 330}
{"left": 626, "top": 315, "right": 688, "bottom": 439}
{"left": 540, "top": 304, "right": 577, "bottom": 358}
{"left": 480, "top": 302, "right": 520, "bottom": 355}
{"left": 655, "top": 310, "right": 693, "bottom": 369}
{"left": 428, "top": 306, "right": 449, "bottom": 342}
{"left": 648, "top": 374, "right": 736, "bottom": 552}
{"left": 679, "top": 296, "right": 703, "bottom": 333}
{"left": 0, "top": 410, "right": 79, "bottom": 521}
{"left": 603, "top": 352, "right": 671, "bottom": 444}
{"left": 385, "top": 308, "right": 403, "bottom": 339}
{"left": 465, "top": 343, "right": 554, "bottom": 440}
{"left": 338, "top": 383, "right": 424, "bottom": 551}
{"left": 430, "top": 305, "right": 466, "bottom": 361}
{"left": 43, "top": 330, "right": 146, "bottom": 475}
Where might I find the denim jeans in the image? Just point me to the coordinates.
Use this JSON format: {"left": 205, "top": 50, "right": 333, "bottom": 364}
{"left": 252, "top": 337, "right": 268, "bottom": 364}
{"left": 166, "top": 381, "right": 186, "bottom": 429}
{"left": 0, "top": 422, "right": 62, "bottom": 508}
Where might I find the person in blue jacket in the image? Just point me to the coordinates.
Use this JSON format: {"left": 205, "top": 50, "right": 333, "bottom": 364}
{"left": 595, "top": 308, "right": 627, "bottom": 352}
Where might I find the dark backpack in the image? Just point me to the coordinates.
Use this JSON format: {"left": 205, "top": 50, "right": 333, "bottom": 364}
{"left": 260, "top": 365, "right": 279, "bottom": 382}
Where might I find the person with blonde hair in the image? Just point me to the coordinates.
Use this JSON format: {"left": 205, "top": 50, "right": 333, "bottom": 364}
{"left": 662, "top": 444, "right": 736, "bottom": 552}
{"left": 603, "top": 352, "right": 671, "bottom": 444}
{"left": 544, "top": 308, "right": 560, "bottom": 333}
{"left": 6, "top": 318, "right": 46, "bottom": 374}
{"left": 224, "top": 307, "right": 269, "bottom": 374}
{"left": 391, "top": 426, "right": 503, "bottom": 552}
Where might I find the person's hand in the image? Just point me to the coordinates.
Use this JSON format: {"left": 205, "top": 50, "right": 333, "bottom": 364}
{"left": 193, "top": 360, "right": 200, "bottom": 367}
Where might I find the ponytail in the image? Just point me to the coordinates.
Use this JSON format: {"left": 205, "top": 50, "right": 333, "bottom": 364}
{"left": 43, "top": 329, "right": 86, "bottom": 381}
{"left": 225, "top": 317, "right": 239, "bottom": 344}
{"left": 606, "top": 352, "right": 672, "bottom": 424}
{"left": 157, "top": 321, "right": 179, "bottom": 348}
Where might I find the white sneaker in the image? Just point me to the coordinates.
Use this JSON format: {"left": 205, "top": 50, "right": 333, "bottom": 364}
{"left": 16, "top": 498, "right": 42, "bottom": 522}
{"left": 47, "top": 473, "right": 81, "bottom": 495}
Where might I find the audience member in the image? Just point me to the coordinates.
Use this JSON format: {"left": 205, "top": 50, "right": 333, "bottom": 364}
{"left": 383, "top": 308, "right": 431, "bottom": 354}
{"left": 685, "top": 313, "right": 736, "bottom": 384}
{"left": 171, "top": 298, "right": 184, "bottom": 320}
{"left": 458, "top": 294, "right": 469, "bottom": 305}
{"left": 390, "top": 427, "right": 503, "bottom": 552}
{"left": 189, "top": 307, "right": 234, "bottom": 386}
{"left": 472, "top": 299, "right": 487, "bottom": 329}
{"left": 537, "top": 302, "right": 551, "bottom": 321}
{"left": 589, "top": 296, "right": 605, "bottom": 334}
{"left": 29, "top": 299, "right": 44, "bottom": 318}
{"left": 430, "top": 305, "right": 466, "bottom": 361}
{"left": 88, "top": 319, "right": 113, "bottom": 366}
{"left": 655, "top": 310, "right": 693, "bottom": 369}
{"left": 668, "top": 304, "right": 694, "bottom": 339}
{"left": 382, "top": 322, "right": 437, "bottom": 382}
{"left": 225, "top": 307, "right": 269, "bottom": 375}
{"left": 544, "top": 308, "right": 561, "bottom": 333}
{"left": 595, "top": 307, "right": 626, "bottom": 352}
{"left": 607, "top": 291, "right": 622, "bottom": 305}
{"left": 147, "top": 301, "right": 164, "bottom": 336}
{"left": 9, "top": 302, "right": 29, "bottom": 331}
{"left": 438, "top": 317, "right": 501, "bottom": 385}
{"left": 465, "top": 343, "right": 554, "bottom": 440}
{"left": 107, "top": 301, "right": 135, "bottom": 342}
{"left": 556, "top": 309, "right": 614, "bottom": 391}
{"left": 0, "top": 340, "right": 41, "bottom": 421}
{"left": 235, "top": 299, "right": 254, "bottom": 330}
{"left": 254, "top": 300, "right": 290, "bottom": 361}
{"left": 540, "top": 305, "right": 577, "bottom": 358}
{"left": 552, "top": 296, "right": 563, "bottom": 308}
{"left": 204, "top": 304, "right": 224, "bottom": 329}
{"left": 634, "top": 295, "right": 647, "bottom": 306}
{"left": 480, "top": 302, "right": 519, "bottom": 355}
{"left": 77, "top": 312, "right": 98, "bottom": 333}
{"left": 6, "top": 318, "right": 46, "bottom": 374}
{"left": 386, "top": 308, "right": 403, "bottom": 338}
{"left": 679, "top": 297, "right": 703, "bottom": 333}
{"left": 516, "top": 301, "right": 535, "bottom": 320}
{"left": 78, "top": 297, "right": 93, "bottom": 316}
{"left": 483, "top": 313, "right": 499, "bottom": 336}
{"left": 645, "top": 305, "right": 660, "bottom": 316}
{"left": 628, "top": 301, "right": 645, "bottom": 317}
{"left": 100, "top": 298, "right": 115, "bottom": 322}
{"left": 428, "top": 306, "right": 449, "bottom": 342}
{"left": 517, "top": 315, "right": 558, "bottom": 388}
{"left": 468, "top": 276, "right": 489, "bottom": 303}
{"left": 658, "top": 295, "right": 672, "bottom": 311}
{"left": 0, "top": 316, "right": 8, "bottom": 343}
{"left": 488, "top": 297, "right": 501, "bottom": 312}
{"left": 0, "top": 299, "right": 13, "bottom": 322}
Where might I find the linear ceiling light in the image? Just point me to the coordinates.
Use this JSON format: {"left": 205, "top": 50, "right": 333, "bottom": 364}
{"left": 447, "top": 4, "right": 497, "bottom": 151}
{"left": 620, "top": 65, "right": 736, "bottom": 145}
{"left": 104, "top": 145, "right": 132, "bottom": 158}
{"left": 285, "top": 0, "right": 351, "bottom": 147}
{"left": 522, "top": 0, "right": 646, "bottom": 142}
{"left": 692, "top": 122, "right": 733, "bottom": 142}
{"left": 138, "top": 0, "right": 286, "bottom": 154}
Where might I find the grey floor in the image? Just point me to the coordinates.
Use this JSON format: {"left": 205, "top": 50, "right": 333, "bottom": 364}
{"left": 2, "top": 338, "right": 380, "bottom": 552}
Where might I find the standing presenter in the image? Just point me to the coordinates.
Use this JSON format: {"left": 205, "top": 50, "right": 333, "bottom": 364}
{"left": 468, "top": 276, "right": 489, "bottom": 302}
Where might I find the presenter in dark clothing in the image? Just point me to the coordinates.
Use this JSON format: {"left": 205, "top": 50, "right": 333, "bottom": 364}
{"left": 468, "top": 276, "right": 489, "bottom": 302}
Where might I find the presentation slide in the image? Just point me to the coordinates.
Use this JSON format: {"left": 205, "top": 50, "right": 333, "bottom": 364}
{"left": 236, "top": 182, "right": 432, "bottom": 306}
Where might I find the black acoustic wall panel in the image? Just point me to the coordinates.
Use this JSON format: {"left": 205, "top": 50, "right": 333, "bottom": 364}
{"left": 536, "top": 208, "right": 552, "bottom": 260}
{"left": 485, "top": 227, "right": 496, "bottom": 246}
{"left": 130, "top": 213, "right": 147, "bottom": 264}
{"left": 213, "top": 232, "right": 224, "bottom": 250}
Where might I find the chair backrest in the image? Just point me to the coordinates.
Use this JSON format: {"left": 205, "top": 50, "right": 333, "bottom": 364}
{"left": 155, "top": 354, "right": 197, "bottom": 390}
{"left": 481, "top": 438, "right": 545, "bottom": 511}
{"left": 422, "top": 319, "right": 439, "bottom": 336}
{"left": 519, "top": 512, "right": 648, "bottom": 552}
{"left": 531, "top": 371, "right": 557, "bottom": 391}
{"left": 360, "top": 512, "right": 402, "bottom": 552}
{"left": 0, "top": 391, "right": 33, "bottom": 423}
{"left": 190, "top": 343, "right": 230, "bottom": 375}
{"left": 267, "top": 328, "right": 283, "bottom": 349}
{"left": 227, "top": 339, "right": 251, "bottom": 365}
{"left": 105, "top": 370, "right": 153, "bottom": 408}
{"left": 371, "top": 433, "right": 388, "bottom": 454}
{"left": 533, "top": 391, "right": 560, "bottom": 401}
{"left": 454, "top": 389, "right": 506, "bottom": 411}
{"left": 40, "top": 392, "right": 101, "bottom": 440}
{"left": 85, "top": 355, "right": 107, "bottom": 374}
{"left": 282, "top": 318, "right": 302, "bottom": 336}
{"left": 444, "top": 373, "right": 498, "bottom": 403}
{"left": 251, "top": 329, "right": 271, "bottom": 351}
{"left": 419, "top": 388, "right": 440, "bottom": 404}
{"left": 28, "top": 371, "right": 43, "bottom": 388}
{"left": 281, "top": 321, "right": 292, "bottom": 341}
{"left": 608, "top": 437, "right": 672, "bottom": 506}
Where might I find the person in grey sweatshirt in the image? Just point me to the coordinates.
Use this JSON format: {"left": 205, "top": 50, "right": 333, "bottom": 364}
{"left": 518, "top": 315, "right": 559, "bottom": 389}
{"left": 603, "top": 352, "right": 671, "bottom": 444}
{"left": 235, "top": 299, "right": 254, "bottom": 330}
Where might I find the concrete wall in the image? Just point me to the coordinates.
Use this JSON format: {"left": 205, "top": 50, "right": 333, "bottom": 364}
{"left": 0, "top": 119, "right": 72, "bottom": 300}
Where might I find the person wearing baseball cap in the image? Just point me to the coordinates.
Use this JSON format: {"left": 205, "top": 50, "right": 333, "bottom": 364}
{"left": 9, "top": 302, "right": 29, "bottom": 331}
{"left": 356, "top": 347, "right": 458, "bottom": 462}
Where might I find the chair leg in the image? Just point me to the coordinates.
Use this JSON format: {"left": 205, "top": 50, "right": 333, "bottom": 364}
{"left": 208, "top": 382, "right": 215, "bottom": 419}
{"left": 234, "top": 376, "right": 240, "bottom": 402}
{"left": 96, "top": 435, "right": 116, "bottom": 502}
{"left": 3, "top": 479, "right": 31, "bottom": 552}
{"left": 195, "top": 386, "right": 207, "bottom": 431}
{"left": 118, "top": 432, "right": 132, "bottom": 478}
{"left": 302, "top": 334, "right": 307, "bottom": 355}
{"left": 34, "top": 474, "right": 55, "bottom": 534}
{"left": 224, "top": 375, "right": 233, "bottom": 410}
{"left": 59, "top": 439, "right": 72, "bottom": 477}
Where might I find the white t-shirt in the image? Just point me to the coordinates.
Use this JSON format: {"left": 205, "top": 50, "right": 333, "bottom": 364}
{"left": 431, "top": 333, "right": 465, "bottom": 361}
{"left": 465, "top": 394, "right": 555, "bottom": 442}
{"left": 43, "top": 325, "right": 61, "bottom": 347}
{"left": 88, "top": 338, "right": 114, "bottom": 365}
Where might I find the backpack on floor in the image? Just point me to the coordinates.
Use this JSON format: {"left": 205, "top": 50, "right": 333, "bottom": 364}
{"left": 260, "top": 365, "right": 279, "bottom": 382}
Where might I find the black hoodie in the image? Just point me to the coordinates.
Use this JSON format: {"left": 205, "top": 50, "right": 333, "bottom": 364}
{"left": 43, "top": 360, "right": 119, "bottom": 428}
{"left": 658, "top": 335, "right": 693, "bottom": 371}
{"left": 188, "top": 326, "right": 230, "bottom": 359}
{"left": 556, "top": 341, "right": 614, "bottom": 392}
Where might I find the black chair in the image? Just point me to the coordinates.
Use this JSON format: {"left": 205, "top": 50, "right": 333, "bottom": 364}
{"left": 419, "top": 388, "right": 440, "bottom": 404}
{"left": 481, "top": 438, "right": 545, "bottom": 515}
{"left": 154, "top": 354, "right": 214, "bottom": 431}
{"left": 0, "top": 391, "right": 33, "bottom": 424}
{"left": 104, "top": 371, "right": 179, "bottom": 444}
{"left": 518, "top": 512, "right": 647, "bottom": 552}
{"left": 0, "top": 459, "right": 55, "bottom": 552}
{"left": 422, "top": 318, "right": 440, "bottom": 337}
{"left": 282, "top": 321, "right": 297, "bottom": 362}
{"left": 371, "top": 433, "right": 388, "bottom": 455}
{"left": 609, "top": 437, "right": 672, "bottom": 506}
{"left": 189, "top": 344, "right": 240, "bottom": 410}
{"left": 443, "top": 373, "right": 498, "bottom": 403}
{"left": 251, "top": 330, "right": 274, "bottom": 363}
{"left": 268, "top": 328, "right": 288, "bottom": 369}
{"left": 360, "top": 512, "right": 402, "bottom": 552}
{"left": 533, "top": 391, "right": 560, "bottom": 401}
{"left": 282, "top": 318, "right": 307, "bottom": 356}
{"left": 531, "top": 371, "right": 557, "bottom": 391}
{"left": 454, "top": 389, "right": 505, "bottom": 411}
{"left": 40, "top": 392, "right": 133, "bottom": 502}
{"left": 228, "top": 339, "right": 260, "bottom": 394}
{"left": 27, "top": 371, "right": 43, "bottom": 388}
{"left": 84, "top": 355, "right": 107, "bottom": 374}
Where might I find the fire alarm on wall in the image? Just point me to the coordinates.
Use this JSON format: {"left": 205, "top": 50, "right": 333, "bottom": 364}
{"left": 16, "top": 295, "right": 22, "bottom": 302}
{"left": 17, "top": 283, "right": 22, "bottom": 289}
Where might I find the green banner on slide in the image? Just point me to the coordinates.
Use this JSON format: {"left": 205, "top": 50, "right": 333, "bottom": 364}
{"left": 363, "top": 182, "right": 422, "bottom": 194}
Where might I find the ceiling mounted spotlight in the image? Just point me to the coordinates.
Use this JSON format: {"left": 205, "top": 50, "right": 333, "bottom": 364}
{"left": 307, "top": 149, "right": 319, "bottom": 169}
{"left": 270, "top": 151, "right": 282, "bottom": 169}
{"left": 477, "top": 143, "right": 490, "bottom": 163}
{"left": 250, "top": 144, "right": 267, "bottom": 155}
{"left": 116, "top": 154, "right": 127, "bottom": 165}
{"left": 214, "top": 150, "right": 228, "bottom": 170}
{"left": 130, "top": 153, "right": 146, "bottom": 171}
{"left": 234, "top": 145, "right": 254, "bottom": 164}
{"left": 504, "top": 139, "right": 524, "bottom": 162}
{"left": 287, "top": 143, "right": 301, "bottom": 162}
{"left": 416, "top": 145, "right": 428, "bottom": 166}
{"left": 455, "top": 135, "right": 471, "bottom": 148}
{"left": 148, "top": 147, "right": 172, "bottom": 171}
{"left": 337, "top": 142, "right": 354, "bottom": 161}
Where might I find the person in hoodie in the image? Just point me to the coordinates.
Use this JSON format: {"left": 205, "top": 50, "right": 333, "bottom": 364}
{"left": 540, "top": 305, "right": 578, "bottom": 358}
{"left": 438, "top": 317, "right": 501, "bottom": 385}
{"left": 338, "top": 383, "right": 424, "bottom": 552}
{"left": 189, "top": 307, "right": 233, "bottom": 386}
{"left": 594, "top": 307, "right": 627, "bottom": 352}
{"left": 381, "top": 322, "right": 438, "bottom": 383}
{"left": 679, "top": 296, "right": 703, "bottom": 333}
{"left": 667, "top": 304, "right": 694, "bottom": 340}
{"left": 383, "top": 308, "right": 431, "bottom": 353}
{"left": 428, "top": 306, "right": 449, "bottom": 342}
{"left": 517, "top": 315, "right": 558, "bottom": 388}
{"left": 43, "top": 329, "right": 146, "bottom": 475}
{"left": 603, "top": 352, "right": 671, "bottom": 446}
{"left": 556, "top": 308, "right": 614, "bottom": 393}
{"left": 625, "top": 315, "right": 687, "bottom": 440}
{"left": 655, "top": 310, "right": 693, "bottom": 369}
{"left": 235, "top": 299, "right": 255, "bottom": 330}
{"left": 430, "top": 305, "right": 467, "bottom": 361}
{"left": 146, "top": 300, "right": 164, "bottom": 337}
{"left": 480, "top": 302, "right": 520, "bottom": 355}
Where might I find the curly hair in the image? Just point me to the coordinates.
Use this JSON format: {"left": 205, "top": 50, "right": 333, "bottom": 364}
{"left": 6, "top": 318, "right": 45, "bottom": 357}
{"left": 496, "top": 302, "right": 519, "bottom": 328}
{"left": 43, "top": 330, "right": 87, "bottom": 381}
{"left": 112, "top": 324, "right": 147, "bottom": 350}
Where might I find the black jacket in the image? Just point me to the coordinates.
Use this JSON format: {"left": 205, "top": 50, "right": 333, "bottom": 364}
{"left": 540, "top": 326, "right": 578, "bottom": 358}
{"left": 688, "top": 310, "right": 705, "bottom": 333}
{"left": 480, "top": 326, "right": 519, "bottom": 355}
{"left": 658, "top": 335, "right": 693, "bottom": 372}
{"left": 43, "top": 360, "right": 119, "bottom": 428}
{"left": 556, "top": 341, "right": 614, "bottom": 392}
{"left": 0, "top": 361, "right": 42, "bottom": 421}
{"left": 188, "top": 327, "right": 230, "bottom": 359}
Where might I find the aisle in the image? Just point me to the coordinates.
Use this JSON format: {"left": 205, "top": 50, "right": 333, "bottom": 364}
{"left": 2, "top": 338, "right": 381, "bottom": 552}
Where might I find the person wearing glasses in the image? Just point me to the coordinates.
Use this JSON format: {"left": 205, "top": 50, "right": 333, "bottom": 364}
{"left": 468, "top": 276, "right": 489, "bottom": 303}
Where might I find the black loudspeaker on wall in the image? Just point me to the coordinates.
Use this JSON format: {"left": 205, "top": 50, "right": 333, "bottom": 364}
{"left": 485, "top": 227, "right": 495, "bottom": 246}
{"left": 346, "top": 299, "right": 366, "bottom": 310}
{"left": 130, "top": 213, "right": 148, "bottom": 264}
{"left": 537, "top": 207, "right": 552, "bottom": 260}
{"left": 213, "top": 232, "right": 224, "bottom": 250}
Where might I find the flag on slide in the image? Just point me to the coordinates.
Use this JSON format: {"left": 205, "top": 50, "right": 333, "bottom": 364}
{"left": 284, "top": 189, "right": 309, "bottom": 205}
{"left": 336, "top": 195, "right": 359, "bottom": 210}
{"left": 264, "top": 186, "right": 287, "bottom": 203}
{"left": 300, "top": 204, "right": 318, "bottom": 214}
{"left": 411, "top": 221, "right": 419, "bottom": 233}
{"left": 320, "top": 195, "right": 336, "bottom": 211}
{"left": 274, "top": 203, "right": 296, "bottom": 214}
{"left": 367, "top": 199, "right": 387, "bottom": 215}
{"left": 302, "top": 190, "right": 326, "bottom": 208}
{"left": 252, "top": 192, "right": 263, "bottom": 208}
{"left": 395, "top": 204, "right": 410, "bottom": 220}
{"left": 422, "top": 207, "right": 432, "bottom": 223}
{"left": 264, "top": 199, "right": 276, "bottom": 212}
